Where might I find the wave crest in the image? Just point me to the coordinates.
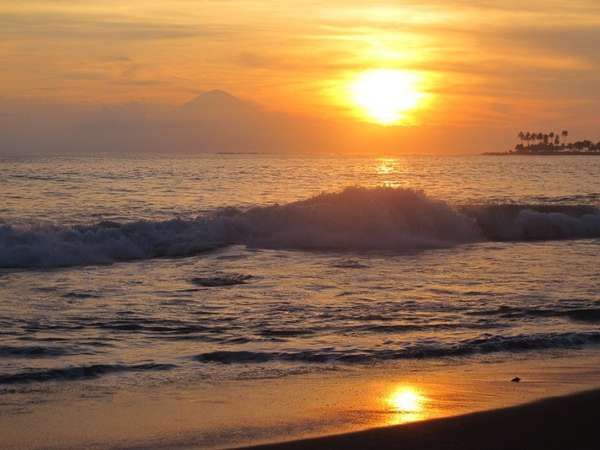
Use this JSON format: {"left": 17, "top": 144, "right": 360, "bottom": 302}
{"left": 0, "top": 362, "right": 176, "bottom": 385}
{"left": 2, "top": 187, "right": 599, "bottom": 269}
{"left": 194, "top": 331, "right": 600, "bottom": 365}
{"left": 239, "top": 187, "right": 481, "bottom": 250}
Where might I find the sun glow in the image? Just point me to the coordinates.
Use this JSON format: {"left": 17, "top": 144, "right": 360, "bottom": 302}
{"left": 350, "top": 69, "right": 424, "bottom": 125}
{"left": 388, "top": 387, "right": 425, "bottom": 413}
{"left": 383, "top": 385, "right": 428, "bottom": 426}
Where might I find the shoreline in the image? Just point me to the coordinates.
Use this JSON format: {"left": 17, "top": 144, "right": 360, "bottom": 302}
{"left": 239, "top": 388, "right": 600, "bottom": 450}
{"left": 482, "top": 151, "right": 600, "bottom": 155}
{"left": 2, "top": 351, "right": 600, "bottom": 449}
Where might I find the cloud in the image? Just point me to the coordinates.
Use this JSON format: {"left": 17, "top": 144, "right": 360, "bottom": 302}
{"left": 3, "top": 0, "right": 600, "bottom": 143}
{"left": 0, "top": 12, "right": 228, "bottom": 41}
{"left": 111, "top": 79, "right": 165, "bottom": 86}
{"left": 103, "top": 56, "right": 133, "bottom": 62}
{"left": 62, "top": 70, "right": 111, "bottom": 81}
{"left": 491, "top": 24, "right": 600, "bottom": 65}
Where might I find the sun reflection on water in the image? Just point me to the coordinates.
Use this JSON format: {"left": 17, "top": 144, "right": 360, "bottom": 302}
{"left": 385, "top": 386, "right": 428, "bottom": 425}
{"left": 375, "top": 158, "right": 402, "bottom": 187}
{"left": 376, "top": 158, "right": 398, "bottom": 174}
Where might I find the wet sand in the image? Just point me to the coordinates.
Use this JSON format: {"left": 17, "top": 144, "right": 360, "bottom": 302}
{"left": 3, "top": 354, "right": 600, "bottom": 450}
{"left": 241, "top": 389, "right": 600, "bottom": 450}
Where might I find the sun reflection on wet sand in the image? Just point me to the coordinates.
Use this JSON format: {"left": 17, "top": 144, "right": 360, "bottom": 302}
{"left": 384, "top": 386, "right": 429, "bottom": 425}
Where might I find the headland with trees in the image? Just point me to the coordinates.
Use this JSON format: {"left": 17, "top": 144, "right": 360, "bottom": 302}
{"left": 484, "top": 130, "right": 600, "bottom": 155}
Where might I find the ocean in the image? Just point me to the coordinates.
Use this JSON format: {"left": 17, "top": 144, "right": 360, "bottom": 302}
{"left": 1, "top": 154, "right": 600, "bottom": 449}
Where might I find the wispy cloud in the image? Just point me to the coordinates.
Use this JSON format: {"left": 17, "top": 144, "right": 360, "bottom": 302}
{"left": 2, "top": 0, "right": 600, "bottom": 144}
{"left": 0, "top": 12, "right": 227, "bottom": 40}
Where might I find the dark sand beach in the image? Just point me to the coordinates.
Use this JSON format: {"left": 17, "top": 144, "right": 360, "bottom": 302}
{"left": 241, "top": 389, "right": 600, "bottom": 450}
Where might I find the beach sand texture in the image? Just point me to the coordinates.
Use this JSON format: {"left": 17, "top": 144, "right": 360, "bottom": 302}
{"left": 241, "top": 389, "right": 599, "bottom": 450}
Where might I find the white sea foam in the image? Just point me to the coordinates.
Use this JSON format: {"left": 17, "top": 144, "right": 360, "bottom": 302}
{"left": 1, "top": 187, "right": 599, "bottom": 269}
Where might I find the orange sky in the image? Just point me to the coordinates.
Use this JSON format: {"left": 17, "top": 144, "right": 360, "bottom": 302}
{"left": 2, "top": 1, "right": 600, "bottom": 153}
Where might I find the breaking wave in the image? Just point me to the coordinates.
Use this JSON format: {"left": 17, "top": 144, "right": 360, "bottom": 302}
{"left": 191, "top": 273, "right": 253, "bottom": 287}
{"left": 0, "top": 362, "right": 176, "bottom": 385}
{"left": 1, "top": 187, "right": 599, "bottom": 268}
{"left": 194, "top": 331, "right": 600, "bottom": 365}
{"left": 468, "top": 306, "right": 600, "bottom": 323}
{"left": 0, "top": 345, "right": 76, "bottom": 358}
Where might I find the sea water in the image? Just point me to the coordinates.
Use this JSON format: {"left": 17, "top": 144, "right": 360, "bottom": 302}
{"left": 1, "top": 154, "right": 599, "bottom": 448}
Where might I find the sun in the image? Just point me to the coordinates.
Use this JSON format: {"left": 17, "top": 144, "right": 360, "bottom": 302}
{"left": 350, "top": 69, "right": 424, "bottom": 125}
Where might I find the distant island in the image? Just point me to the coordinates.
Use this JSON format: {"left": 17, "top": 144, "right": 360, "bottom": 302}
{"left": 483, "top": 130, "right": 600, "bottom": 155}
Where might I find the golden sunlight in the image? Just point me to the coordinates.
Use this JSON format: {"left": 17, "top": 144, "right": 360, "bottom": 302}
{"left": 383, "top": 385, "right": 428, "bottom": 426}
{"left": 350, "top": 69, "right": 424, "bottom": 125}
{"left": 387, "top": 387, "right": 425, "bottom": 413}
{"left": 376, "top": 158, "right": 398, "bottom": 174}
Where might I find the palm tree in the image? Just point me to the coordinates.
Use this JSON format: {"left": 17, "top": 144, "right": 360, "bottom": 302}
{"left": 518, "top": 131, "right": 524, "bottom": 146}
{"left": 562, "top": 130, "right": 569, "bottom": 140}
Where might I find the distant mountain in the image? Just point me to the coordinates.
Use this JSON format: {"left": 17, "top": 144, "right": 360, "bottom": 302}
{"left": 178, "top": 90, "right": 258, "bottom": 117}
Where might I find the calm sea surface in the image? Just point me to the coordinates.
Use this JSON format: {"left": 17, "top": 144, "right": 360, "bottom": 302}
{"left": 1, "top": 154, "right": 600, "bottom": 447}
